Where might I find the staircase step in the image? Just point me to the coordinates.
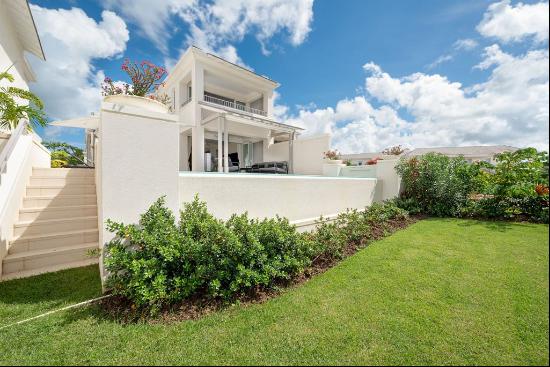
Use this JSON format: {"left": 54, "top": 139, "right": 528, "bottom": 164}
{"left": 18, "top": 205, "right": 98, "bottom": 222}
{"left": 13, "top": 216, "right": 98, "bottom": 237}
{"left": 1, "top": 259, "right": 99, "bottom": 281}
{"left": 30, "top": 176, "right": 95, "bottom": 186}
{"left": 2, "top": 244, "right": 99, "bottom": 277}
{"left": 23, "top": 194, "right": 97, "bottom": 208}
{"left": 26, "top": 184, "right": 96, "bottom": 196}
{"left": 32, "top": 168, "right": 94, "bottom": 178}
{"left": 9, "top": 229, "right": 99, "bottom": 254}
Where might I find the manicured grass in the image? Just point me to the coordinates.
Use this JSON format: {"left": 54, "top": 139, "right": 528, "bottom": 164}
{"left": 0, "top": 219, "right": 548, "bottom": 365}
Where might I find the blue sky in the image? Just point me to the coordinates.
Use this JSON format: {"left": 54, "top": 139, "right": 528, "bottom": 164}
{"left": 28, "top": 0, "right": 549, "bottom": 152}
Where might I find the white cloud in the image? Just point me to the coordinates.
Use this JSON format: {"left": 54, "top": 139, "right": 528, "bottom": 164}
{"left": 104, "top": 0, "right": 314, "bottom": 64}
{"left": 477, "top": 0, "right": 549, "bottom": 43}
{"left": 427, "top": 54, "right": 454, "bottom": 69}
{"left": 453, "top": 38, "right": 478, "bottom": 50}
{"left": 287, "top": 45, "right": 549, "bottom": 153}
{"left": 29, "top": 5, "right": 129, "bottom": 121}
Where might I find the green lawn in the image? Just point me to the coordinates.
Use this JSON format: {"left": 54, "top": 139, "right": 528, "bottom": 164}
{"left": 0, "top": 219, "right": 548, "bottom": 365}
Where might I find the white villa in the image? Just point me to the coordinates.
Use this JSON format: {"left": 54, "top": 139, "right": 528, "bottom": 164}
{"left": 0, "top": 0, "right": 401, "bottom": 281}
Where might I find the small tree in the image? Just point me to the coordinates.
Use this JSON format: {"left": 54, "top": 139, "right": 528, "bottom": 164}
{"left": 43, "top": 141, "right": 87, "bottom": 168}
{"left": 0, "top": 70, "right": 48, "bottom": 130}
{"left": 382, "top": 145, "right": 406, "bottom": 156}
{"left": 102, "top": 59, "right": 167, "bottom": 97}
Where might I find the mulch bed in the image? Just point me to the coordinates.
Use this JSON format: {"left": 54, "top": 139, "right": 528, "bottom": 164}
{"left": 98, "top": 215, "right": 422, "bottom": 324}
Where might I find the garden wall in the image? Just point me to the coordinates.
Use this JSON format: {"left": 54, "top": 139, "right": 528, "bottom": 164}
{"left": 179, "top": 172, "right": 377, "bottom": 231}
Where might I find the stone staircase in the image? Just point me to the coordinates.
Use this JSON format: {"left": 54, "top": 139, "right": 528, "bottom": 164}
{"left": 1, "top": 168, "right": 99, "bottom": 281}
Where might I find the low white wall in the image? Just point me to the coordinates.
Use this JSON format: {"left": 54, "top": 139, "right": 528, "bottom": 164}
{"left": 374, "top": 159, "right": 402, "bottom": 202}
{"left": 0, "top": 133, "right": 50, "bottom": 278}
{"left": 179, "top": 173, "right": 377, "bottom": 230}
{"left": 263, "top": 140, "right": 288, "bottom": 163}
{"left": 293, "top": 134, "right": 330, "bottom": 175}
{"left": 98, "top": 100, "right": 180, "bottom": 282}
{"left": 263, "top": 134, "right": 330, "bottom": 175}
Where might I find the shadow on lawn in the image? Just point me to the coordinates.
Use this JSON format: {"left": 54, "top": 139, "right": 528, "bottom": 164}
{"left": 454, "top": 218, "right": 540, "bottom": 232}
{"left": 0, "top": 265, "right": 102, "bottom": 309}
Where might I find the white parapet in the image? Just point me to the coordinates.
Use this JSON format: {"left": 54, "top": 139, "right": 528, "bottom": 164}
{"left": 179, "top": 172, "right": 377, "bottom": 228}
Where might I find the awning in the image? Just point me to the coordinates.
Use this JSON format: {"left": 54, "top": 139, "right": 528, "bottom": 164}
{"left": 50, "top": 116, "right": 99, "bottom": 129}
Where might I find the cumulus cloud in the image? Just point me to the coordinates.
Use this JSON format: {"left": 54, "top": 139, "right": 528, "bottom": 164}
{"left": 288, "top": 45, "right": 549, "bottom": 153}
{"left": 477, "top": 0, "right": 549, "bottom": 43}
{"left": 29, "top": 5, "right": 129, "bottom": 121}
{"left": 104, "top": 0, "right": 314, "bottom": 64}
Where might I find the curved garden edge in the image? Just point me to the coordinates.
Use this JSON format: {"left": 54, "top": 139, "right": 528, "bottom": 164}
{"left": 99, "top": 211, "right": 422, "bottom": 324}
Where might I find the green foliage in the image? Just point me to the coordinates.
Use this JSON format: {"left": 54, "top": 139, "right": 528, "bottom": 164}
{"left": 395, "top": 149, "right": 549, "bottom": 223}
{"left": 395, "top": 153, "right": 481, "bottom": 217}
{"left": 0, "top": 70, "right": 48, "bottom": 130}
{"left": 311, "top": 201, "right": 409, "bottom": 260}
{"left": 43, "top": 141, "right": 87, "bottom": 167}
{"left": 105, "top": 197, "right": 411, "bottom": 312}
{"left": 104, "top": 196, "right": 316, "bottom": 311}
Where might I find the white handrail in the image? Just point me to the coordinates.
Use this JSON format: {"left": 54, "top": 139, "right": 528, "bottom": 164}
{"left": 0, "top": 120, "right": 29, "bottom": 184}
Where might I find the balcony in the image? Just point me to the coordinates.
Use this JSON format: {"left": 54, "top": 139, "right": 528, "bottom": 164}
{"left": 203, "top": 94, "right": 267, "bottom": 117}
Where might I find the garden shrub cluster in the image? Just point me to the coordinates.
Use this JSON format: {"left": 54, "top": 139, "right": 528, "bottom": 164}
{"left": 395, "top": 148, "right": 549, "bottom": 223}
{"left": 104, "top": 197, "right": 410, "bottom": 312}
{"left": 311, "top": 202, "right": 409, "bottom": 261}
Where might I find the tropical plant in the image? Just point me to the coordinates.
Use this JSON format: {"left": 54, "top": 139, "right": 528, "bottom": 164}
{"left": 102, "top": 59, "right": 167, "bottom": 97}
{"left": 323, "top": 149, "right": 341, "bottom": 160}
{"left": 382, "top": 145, "right": 406, "bottom": 155}
{"left": 396, "top": 153, "right": 482, "bottom": 217}
{"left": 0, "top": 69, "right": 47, "bottom": 130}
{"left": 43, "top": 141, "right": 87, "bottom": 167}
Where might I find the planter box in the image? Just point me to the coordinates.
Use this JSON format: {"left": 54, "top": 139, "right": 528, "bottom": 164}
{"left": 322, "top": 163, "right": 344, "bottom": 177}
{"left": 340, "top": 165, "right": 377, "bottom": 178}
{"left": 103, "top": 95, "right": 169, "bottom": 114}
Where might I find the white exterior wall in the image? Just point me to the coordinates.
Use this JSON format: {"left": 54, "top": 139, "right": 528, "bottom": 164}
{"left": 262, "top": 134, "right": 330, "bottom": 175}
{"left": 0, "top": 134, "right": 49, "bottom": 277}
{"left": 97, "top": 102, "right": 179, "bottom": 281}
{"left": 374, "top": 159, "right": 402, "bottom": 202}
{"left": 263, "top": 140, "right": 289, "bottom": 162}
{"left": 0, "top": 2, "right": 31, "bottom": 91}
{"left": 293, "top": 134, "right": 330, "bottom": 175}
{"left": 179, "top": 173, "right": 377, "bottom": 230}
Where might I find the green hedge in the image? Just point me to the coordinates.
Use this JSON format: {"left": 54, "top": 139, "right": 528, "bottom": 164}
{"left": 395, "top": 148, "right": 549, "bottom": 223}
{"left": 104, "top": 197, "right": 409, "bottom": 312}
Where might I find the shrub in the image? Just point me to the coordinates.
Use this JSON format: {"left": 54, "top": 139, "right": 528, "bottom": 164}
{"left": 105, "top": 198, "right": 413, "bottom": 313}
{"left": 395, "top": 148, "right": 549, "bottom": 223}
{"left": 104, "top": 196, "right": 315, "bottom": 311}
{"left": 396, "top": 153, "right": 481, "bottom": 217}
{"left": 311, "top": 201, "right": 409, "bottom": 261}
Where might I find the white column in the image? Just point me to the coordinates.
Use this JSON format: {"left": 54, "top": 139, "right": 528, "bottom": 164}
{"left": 217, "top": 116, "right": 223, "bottom": 172}
{"left": 223, "top": 116, "right": 229, "bottom": 173}
{"left": 191, "top": 125, "right": 204, "bottom": 172}
{"left": 191, "top": 61, "right": 205, "bottom": 172}
{"left": 180, "top": 133, "right": 189, "bottom": 171}
{"left": 263, "top": 90, "right": 274, "bottom": 118}
{"left": 288, "top": 131, "right": 295, "bottom": 174}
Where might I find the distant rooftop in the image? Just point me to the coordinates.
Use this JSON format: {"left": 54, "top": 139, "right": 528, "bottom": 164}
{"left": 405, "top": 145, "right": 519, "bottom": 158}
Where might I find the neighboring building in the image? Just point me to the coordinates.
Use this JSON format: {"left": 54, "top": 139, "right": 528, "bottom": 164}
{"left": 404, "top": 145, "right": 519, "bottom": 164}
{"left": 0, "top": 0, "right": 45, "bottom": 91}
{"left": 159, "top": 46, "right": 305, "bottom": 173}
{"left": 341, "top": 152, "right": 404, "bottom": 165}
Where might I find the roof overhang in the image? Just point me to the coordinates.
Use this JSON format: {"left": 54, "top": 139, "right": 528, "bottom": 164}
{"left": 5, "top": 1, "right": 45, "bottom": 61}
{"left": 50, "top": 116, "right": 99, "bottom": 130}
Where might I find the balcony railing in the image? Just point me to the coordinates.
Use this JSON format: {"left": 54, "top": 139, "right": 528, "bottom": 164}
{"left": 203, "top": 94, "right": 267, "bottom": 117}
